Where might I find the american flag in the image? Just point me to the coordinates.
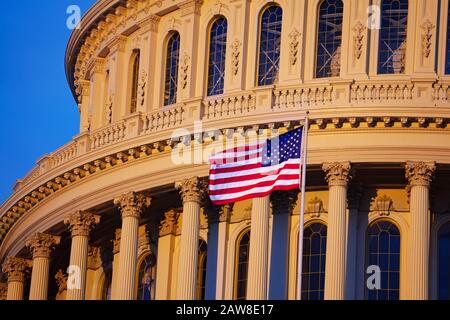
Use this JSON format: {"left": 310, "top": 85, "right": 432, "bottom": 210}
{"left": 209, "top": 127, "right": 304, "bottom": 205}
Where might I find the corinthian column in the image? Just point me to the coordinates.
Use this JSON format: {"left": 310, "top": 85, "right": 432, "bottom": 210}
{"left": 322, "top": 162, "right": 351, "bottom": 300}
{"left": 2, "top": 257, "right": 32, "bottom": 300}
{"left": 26, "top": 233, "right": 61, "bottom": 300}
{"left": 113, "top": 191, "right": 151, "bottom": 300}
{"left": 405, "top": 161, "right": 436, "bottom": 300}
{"left": 64, "top": 210, "right": 100, "bottom": 300}
{"left": 175, "top": 177, "right": 207, "bottom": 300}
{"left": 247, "top": 195, "right": 271, "bottom": 300}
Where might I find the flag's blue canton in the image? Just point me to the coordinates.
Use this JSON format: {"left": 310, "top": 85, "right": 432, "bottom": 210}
{"left": 262, "top": 127, "right": 302, "bottom": 167}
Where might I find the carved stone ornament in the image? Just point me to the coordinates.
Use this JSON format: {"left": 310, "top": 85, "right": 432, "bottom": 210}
{"left": 421, "top": 20, "right": 435, "bottom": 58}
{"left": 372, "top": 194, "right": 394, "bottom": 216}
{"left": 307, "top": 197, "right": 325, "bottom": 218}
{"left": 322, "top": 162, "right": 351, "bottom": 187}
{"left": 54, "top": 269, "right": 68, "bottom": 294}
{"left": 114, "top": 191, "right": 152, "bottom": 219}
{"left": 112, "top": 228, "right": 121, "bottom": 254}
{"left": 405, "top": 161, "right": 436, "bottom": 188}
{"left": 2, "top": 257, "right": 32, "bottom": 283}
{"left": 106, "top": 94, "right": 114, "bottom": 124}
{"left": 87, "top": 245, "right": 102, "bottom": 270}
{"left": 352, "top": 22, "right": 366, "bottom": 60}
{"left": 26, "top": 233, "right": 61, "bottom": 259}
{"left": 231, "top": 39, "right": 242, "bottom": 76}
{"left": 64, "top": 210, "right": 100, "bottom": 238}
{"left": 175, "top": 177, "right": 208, "bottom": 205}
{"left": 180, "top": 53, "right": 190, "bottom": 89}
{"left": 210, "top": 0, "right": 228, "bottom": 15}
{"left": 288, "top": 29, "right": 301, "bottom": 66}
{"left": 159, "top": 209, "right": 181, "bottom": 236}
{"left": 137, "top": 70, "right": 147, "bottom": 107}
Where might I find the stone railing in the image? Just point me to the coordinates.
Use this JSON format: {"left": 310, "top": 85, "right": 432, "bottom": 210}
{"left": 203, "top": 92, "right": 256, "bottom": 120}
{"left": 90, "top": 121, "right": 127, "bottom": 150}
{"left": 142, "top": 103, "right": 186, "bottom": 133}
{"left": 12, "top": 79, "right": 448, "bottom": 192}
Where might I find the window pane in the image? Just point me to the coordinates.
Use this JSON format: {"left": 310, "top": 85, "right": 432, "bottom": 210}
{"left": 378, "top": 0, "right": 408, "bottom": 74}
{"left": 365, "top": 221, "right": 401, "bottom": 300}
{"left": 316, "top": 0, "right": 344, "bottom": 78}
{"left": 235, "top": 230, "right": 250, "bottom": 300}
{"left": 196, "top": 240, "right": 208, "bottom": 300}
{"left": 207, "top": 17, "right": 228, "bottom": 96}
{"left": 164, "top": 32, "right": 180, "bottom": 106}
{"left": 137, "top": 254, "right": 156, "bottom": 300}
{"left": 257, "top": 5, "right": 283, "bottom": 86}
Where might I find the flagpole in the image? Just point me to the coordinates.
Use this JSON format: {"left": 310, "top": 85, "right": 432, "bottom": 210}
{"left": 296, "top": 113, "right": 309, "bottom": 300}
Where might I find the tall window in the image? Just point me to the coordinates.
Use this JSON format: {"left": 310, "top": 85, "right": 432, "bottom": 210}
{"left": 137, "top": 254, "right": 157, "bottom": 300}
{"left": 446, "top": 3, "right": 450, "bottom": 74}
{"left": 130, "top": 50, "right": 140, "bottom": 113}
{"left": 366, "top": 220, "right": 400, "bottom": 300}
{"left": 196, "top": 240, "right": 208, "bottom": 300}
{"left": 164, "top": 32, "right": 181, "bottom": 106}
{"left": 257, "top": 5, "right": 283, "bottom": 86}
{"left": 316, "top": 0, "right": 344, "bottom": 78}
{"left": 301, "top": 223, "right": 327, "bottom": 300}
{"left": 378, "top": 0, "right": 408, "bottom": 74}
{"left": 234, "top": 229, "right": 250, "bottom": 300}
{"left": 207, "top": 17, "right": 228, "bottom": 96}
{"left": 438, "top": 223, "right": 450, "bottom": 300}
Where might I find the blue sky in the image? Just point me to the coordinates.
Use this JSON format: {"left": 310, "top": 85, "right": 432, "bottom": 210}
{"left": 0, "top": 1, "right": 96, "bottom": 203}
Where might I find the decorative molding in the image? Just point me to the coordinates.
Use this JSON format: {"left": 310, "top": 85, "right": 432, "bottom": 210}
{"left": 54, "top": 269, "right": 68, "bottom": 294}
{"left": 231, "top": 39, "right": 241, "bottom": 76}
{"left": 137, "top": 70, "right": 147, "bottom": 107}
{"left": 159, "top": 208, "right": 181, "bottom": 236}
{"left": 322, "top": 162, "right": 351, "bottom": 187}
{"left": 421, "top": 20, "right": 435, "bottom": 58}
{"left": 175, "top": 176, "right": 208, "bottom": 205}
{"left": 26, "top": 233, "right": 61, "bottom": 259}
{"left": 288, "top": 29, "right": 301, "bottom": 66}
{"left": 210, "top": 0, "right": 228, "bottom": 15}
{"left": 87, "top": 245, "right": 102, "bottom": 270}
{"left": 106, "top": 94, "right": 114, "bottom": 124}
{"left": 180, "top": 53, "right": 190, "bottom": 89}
{"left": 179, "top": 0, "right": 203, "bottom": 16}
{"left": 114, "top": 191, "right": 151, "bottom": 220}
{"left": 64, "top": 210, "right": 100, "bottom": 238}
{"left": 371, "top": 194, "right": 395, "bottom": 216}
{"left": 405, "top": 161, "right": 436, "bottom": 188}
{"left": 352, "top": 22, "right": 366, "bottom": 60}
{"left": 112, "top": 229, "right": 121, "bottom": 254}
{"left": 306, "top": 196, "right": 325, "bottom": 218}
{"left": 2, "top": 257, "right": 32, "bottom": 283}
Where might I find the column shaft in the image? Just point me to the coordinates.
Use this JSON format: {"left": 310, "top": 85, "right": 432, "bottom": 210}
{"left": 67, "top": 235, "right": 89, "bottom": 300}
{"left": 247, "top": 195, "right": 270, "bottom": 300}
{"left": 29, "top": 257, "right": 50, "bottom": 300}
{"left": 116, "top": 216, "right": 140, "bottom": 300}
{"left": 7, "top": 281, "right": 24, "bottom": 301}
{"left": 177, "top": 201, "right": 201, "bottom": 299}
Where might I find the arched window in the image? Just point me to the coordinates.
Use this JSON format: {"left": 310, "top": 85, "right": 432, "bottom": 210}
{"left": 136, "top": 253, "right": 157, "bottom": 300}
{"left": 164, "top": 32, "right": 181, "bottom": 106}
{"left": 196, "top": 240, "right": 208, "bottom": 300}
{"left": 438, "top": 223, "right": 450, "bottom": 300}
{"left": 366, "top": 220, "right": 400, "bottom": 300}
{"left": 257, "top": 5, "right": 283, "bottom": 86}
{"left": 446, "top": 2, "right": 450, "bottom": 74}
{"left": 316, "top": 0, "right": 344, "bottom": 78}
{"left": 301, "top": 223, "right": 327, "bottom": 300}
{"left": 207, "top": 17, "right": 228, "bottom": 96}
{"left": 378, "top": 0, "right": 408, "bottom": 74}
{"left": 130, "top": 50, "right": 140, "bottom": 113}
{"left": 102, "top": 270, "right": 112, "bottom": 300}
{"left": 234, "top": 229, "right": 250, "bottom": 300}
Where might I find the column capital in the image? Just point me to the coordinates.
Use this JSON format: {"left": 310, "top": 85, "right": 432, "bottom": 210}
{"left": 159, "top": 209, "right": 181, "bottom": 237}
{"left": 405, "top": 161, "right": 436, "bottom": 188}
{"left": 64, "top": 210, "right": 100, "bottom": 238}
{"left": 270, "top": 190, "right": 299, "bottom": 215}
{"left": 322, "top": 162, "right": 352, "bottom": 187}
{"left": 54, "top": 269, "right": 68, "bottom": 294}
{"left": 175, "top": 177, "right": 208, "bottom": 205}
{"left": 114, "top": 191, "right": 151, "bottom": 220}
{"left": 2, "top": 257, "right": 32, "bottom": 283}
{"left": 26, "top": 233, "right": 61, "bottom": 259}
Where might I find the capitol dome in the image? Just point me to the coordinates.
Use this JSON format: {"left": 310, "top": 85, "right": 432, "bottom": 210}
{"left": 0, "top": 0, "right": 450, "bottom": 300}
